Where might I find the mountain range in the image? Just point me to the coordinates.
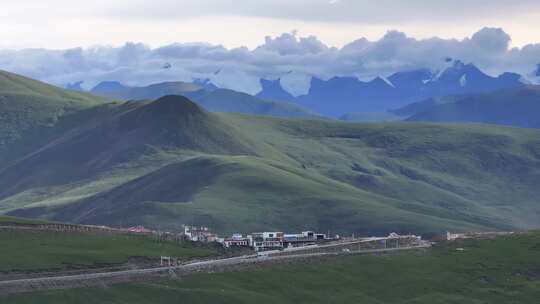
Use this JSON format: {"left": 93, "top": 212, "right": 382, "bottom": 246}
{"left": 393, "top": 86, "right": 540, "bottom": 128}
{"left": 257, "top": 61, "right": 525, "bottom": 117}
{"left": 2, "top": 70, "right": 540, "bottom": 235}
{"left": 90, "top": 81, "right": 318, "bottom": 119}
{"left": 78, "top": 60, "right": 527, "bottom": 120}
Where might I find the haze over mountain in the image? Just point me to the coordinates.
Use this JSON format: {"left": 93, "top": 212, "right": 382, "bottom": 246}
{"left": 87, "top": 59, "right": 527, "bottom": 119}
{"left": 89, "top": 81, "right": 318, "bottom": 119}
{"left": 257, "top": 61, "right": 526, "bottom": 117}
{"left": 91, "top": 81, "right": 202, "bottom": 100}
{"left": 1, "top": 71, "right": 540, "bottom": 235}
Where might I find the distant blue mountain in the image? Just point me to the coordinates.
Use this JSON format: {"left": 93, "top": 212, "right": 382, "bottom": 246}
{"left": 257, "top": 60, "right": 525, "bottom": 117}
{"left": 294, "top": 76, "right": 398, "bottom": 116}
{"left": 89, "top": 81, "right": 317, "bottom": 119}
{"left": 91, "top": 81, "right": 130, "bottom": 99}
{"left": 91, "top": 81, "right": 202, "bottom": 100}
{"left": 256, "top": 78, "right": 297, "bottom": 103}
{"left": 65, "top": 81, "right": 85, "bottom": 92}
{"left": 193, "top": 78, "right": 219, "bottom": 91}
{"left": 399, "top": 85, "right": 540, "bottom": 129}
{"left": 422, "top": 61, "right": 522, "bottom": 97}
{"left": 536, "top": 64, "right": 540, "bottom": 77}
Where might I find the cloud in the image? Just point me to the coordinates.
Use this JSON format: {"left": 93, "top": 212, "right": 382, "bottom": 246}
{"left": 255, "top": 32, "right": 330, "bottom": 56}
{"left": 85, "top": 0, "right": 538, "bottom": 26}
{"left": 1, "top": 28, "right": 539, "bottom": 94}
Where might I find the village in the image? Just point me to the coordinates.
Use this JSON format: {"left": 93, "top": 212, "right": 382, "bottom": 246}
{"left": 168, "top": 225, "right": 428, "bottom": 255}
{"left": 184, "top": 226, "right": 334, "bottom": 251}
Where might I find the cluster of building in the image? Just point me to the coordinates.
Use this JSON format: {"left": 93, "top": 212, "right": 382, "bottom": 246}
{"left": 183, "top": 226, "right": 333, "bottom": 251}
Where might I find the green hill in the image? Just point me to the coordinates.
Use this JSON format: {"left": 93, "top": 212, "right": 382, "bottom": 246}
{"left": 0, "top": 96, "right": 256, "bottom": 202}
{"left": 0, "top": 70, "right": 109, "bottom": 168}
{"left": 340, "top": 111, "right": 401, "bottom": 122}
{"left": 0, "top": 72, "right": 540, "bottom": 235}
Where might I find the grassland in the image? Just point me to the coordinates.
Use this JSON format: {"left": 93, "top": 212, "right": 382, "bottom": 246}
{"left": 3, "top": 103, "right": 540, "bottom": 235}
{"left": 0, "top": 70, "right": 109, "bottom": 168}
{"left": 0, "top": 229, "right": 217, "bottom": 272}
{"left": 0, "top": 216, "right": 49, "bottom": 225}
{"left": 3, "top": 232, "right": 539, "bottom": 303}
{"left": 1, "top": 71, "right": 540, "bottom": 235}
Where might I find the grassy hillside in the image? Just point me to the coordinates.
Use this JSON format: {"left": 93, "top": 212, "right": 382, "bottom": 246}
{"left": 28, "top": 155, "right": 489, "bottom": 234}
{"left": 0, "top": 96, "right": 257, "bottom": 202}
{"left": 4, "top": 232, "right": 540, "bottom": 303}
{"left": 0, "top": 72, "right": 539, "bottom": 235}
{"left": 339, "top": 111, "right": 402, "bottom": 122}
{"left": 4, "top": 101, "right": 540, "bottom": 234}
{"left": 0, "top": 215, "right": 49, "bottom": 225}
{"left": 0, "top": 70, "right": 109, "bottom": 168}
{"left": 0, "top": 70, "right": 107, "bottom": 102}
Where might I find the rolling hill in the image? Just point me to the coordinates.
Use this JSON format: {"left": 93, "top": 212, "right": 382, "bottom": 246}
{"left": 395, "top": 86, "right": 540, "bottom": 128}
{"left": 0, "top": 70, "right": 109, "bottom": 168}
{"left": 1, "top": 72, "right": 540, "bottom": 235}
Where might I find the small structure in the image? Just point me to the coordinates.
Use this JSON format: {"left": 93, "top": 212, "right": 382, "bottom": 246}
{"left": 223, "top": 233, "right": 250, "bottom": 248}
{"left": 446, "top": 231, "right": 461, "bottom": 241}
{"left": 125, "top": 226, "right": 152, "bottom": 234}
{"left": 184, "top": 225, "right": 217, "bottom": 242}
{"left": 283, "top": 231, "right": 327, "bottom": 248}
{"left": 388, "top": 232, "right": 422, "bottom": 240}
{"left": 249, "top": 232, "right": 284, "bottom": 251}
{"left": 160, "top": 256, "right": 172, "bottom": 266}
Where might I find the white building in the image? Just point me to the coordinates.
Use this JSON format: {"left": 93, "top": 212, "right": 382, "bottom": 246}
{"left": 184, "top": 225, "right": 217, "bottom": 242}
{"left": 248, "top": 232, "right": 284, "bottom": 251}
{"left": 223, "top": 234, "right": 250, "bottom": 248}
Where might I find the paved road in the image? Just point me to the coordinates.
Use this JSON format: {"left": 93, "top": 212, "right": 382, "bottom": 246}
{"left": 0, "top": 244, "right": 430, "bottom": 294}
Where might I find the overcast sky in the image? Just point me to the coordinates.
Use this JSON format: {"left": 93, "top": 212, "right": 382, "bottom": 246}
{"left": 1, "top": 1, "right": 539, "bottom": 94}
{"left": 1, "top": 0, "right": 539, "bottom": 49}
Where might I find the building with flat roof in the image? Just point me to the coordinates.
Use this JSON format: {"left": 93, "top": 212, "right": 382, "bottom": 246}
{"left": 184, "top": 225, "right": 217, "bottom": 242}
{"left": 223, "top": 234, "right": 250, "bottom": 248}
{"left": 249, "top": 232, "right": 284, "bottom": 251}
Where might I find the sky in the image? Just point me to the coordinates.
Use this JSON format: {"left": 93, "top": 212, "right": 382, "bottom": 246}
{"left": 1, "top": 0, "right": 539, "bottom": 49}
{"left": 1, "top": 0, "right": 539, "bottom": 94}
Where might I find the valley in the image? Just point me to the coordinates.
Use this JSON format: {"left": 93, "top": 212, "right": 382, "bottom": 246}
{"left": 3, "top": 3, "right": 540, "bottom": 303}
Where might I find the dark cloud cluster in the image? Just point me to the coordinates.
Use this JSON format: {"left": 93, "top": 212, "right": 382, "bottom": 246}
{"left": 0, "top": 28, "right": 539, "bottom": 95}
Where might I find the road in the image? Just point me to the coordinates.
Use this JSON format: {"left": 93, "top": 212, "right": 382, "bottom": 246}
{"left": 0, "top": 243, "right": 430, "bottom": 294}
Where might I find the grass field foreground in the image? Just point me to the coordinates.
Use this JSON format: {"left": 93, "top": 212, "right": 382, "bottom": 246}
{"left": 0, "top": 229, "right": 217, "bottom": 272}
{"left": 3, "top": 232, "right": 540, "bottom": 303}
